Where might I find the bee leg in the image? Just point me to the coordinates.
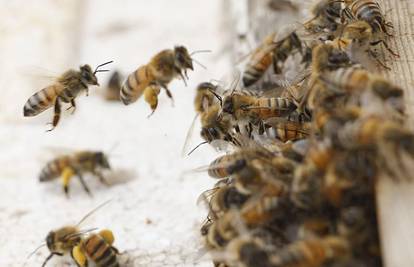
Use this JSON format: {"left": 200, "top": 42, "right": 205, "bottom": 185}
{"left": 94, "top": 170, "right": 109, "bottom": 186}
{"left": 162, "top": 85, "right": 175, "bottom": 106}
{"left": 72, "top": 245, "right": 88, "bottom": 267}
{"left": 75, "top": 170, "right": 92, "bottom": 196}
{"left": 66, "top": 99, "right": 76, "bottom": 114}
{"left": 61, "top": 167, "right": 75, "bottom": 198}
{"left": 46, "top": 98, "right": 61, "bottom": 132}
{"left": 370, "top": 39, "right": 399, "bottom": 57}
{"left": 41, "top": 252, "right": 63, "bottom": 267}
{"left": 368, "top": 50, "right": 391, "bottom": 70}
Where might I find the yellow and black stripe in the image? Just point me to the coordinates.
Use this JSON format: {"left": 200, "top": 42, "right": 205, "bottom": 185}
{"left": 120, "top": 66, "right": 149, "bottom": 105}
{"left": 23, "top": 85, "right": 61, "bottom": 116}
{"left": 84, "top": 234, "right": 119, "bottom": 267}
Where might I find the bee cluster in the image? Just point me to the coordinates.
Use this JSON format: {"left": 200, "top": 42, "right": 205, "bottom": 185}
{"left": 193, "top": 1, "right": 411, "bottom": 266}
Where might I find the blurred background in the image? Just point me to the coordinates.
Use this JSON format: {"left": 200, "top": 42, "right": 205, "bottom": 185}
{"left": 0, "top": 0, "right": 234, "bottom": 266}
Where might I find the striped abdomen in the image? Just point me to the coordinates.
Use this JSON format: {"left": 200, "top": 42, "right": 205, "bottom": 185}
{"left": 120, "top": 65, "right": 151, "bottom": 105}
{"left": 39, "top": 156, "right": 71, "bottom": 182}
{"left": 322, "top": 67, "right": 370, "bottom": 94}
{"left": 267, "top": 121, "right": 311, "bottom": 142}
{"left": 253, "top": 97, "right": 296, "bottom": 119}
{"left": 84, "top": 234, "right": 119, "bottom": 267}
{"left": 208, "top": 155, "right": 234, "bottom": 179}
{"left": 242, "top": 34, "right": 276, "bottom": 87}
{"left": 23, "top": 84, "right": 63, "bottom": 117}
{"left": 348, "top": 0, "right": 384, "bottom": 33}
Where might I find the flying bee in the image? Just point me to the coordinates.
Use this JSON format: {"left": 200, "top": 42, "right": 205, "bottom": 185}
{"left": 120, "top": 46, "right": 207, "bottom": 114}
{"left": 269, "top": 236, "right": 350, "bottom": 267}
{"left": 72, "top": 229, "right": 120, "bottom": 267}
{"left": 39, "top": 150, "right": 111, "bottom": 196}
{"left": 23, "top": 61, "right": 113, "bottom": 131}
{"left": 304, "top": 0, "right": 343, "bottom": 33}
{"left": 242, "top": 32, "right": 277, "bottom": 87}
{"left": 104, "top": 70, "right": 122, "bottom": 101}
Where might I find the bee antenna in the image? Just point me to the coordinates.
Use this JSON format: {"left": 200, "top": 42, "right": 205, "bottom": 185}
{"left": 76, "top": 199, "right": 112, "bottom": 226}
{"left": 192, "top": 58, "right": 207, "bottom": 69}
{"left": 188, "top": 141, "right": 209, "bottom": 156}
{"left": 190, "top": 49, "right": 212, "bottom": 56}
{"left": 25, "top": 243, "right": 46, "bottom": 262}
{"left": 209, "top": 89, "right": 223, "bottom": 106}
{"left": 94, "top": 60, "right": 114, "bottom": 74}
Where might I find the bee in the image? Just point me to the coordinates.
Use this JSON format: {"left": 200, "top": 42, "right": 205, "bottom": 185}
{"left": 242, "top": 33, "right": 277, "bottom": 87}
{"left": 205, "top": 212, "right": 239, "bottom": 249}
{"left": 23, "top": 61, "right": 113, "bottom": 131}
{"left": 269, "top": 236, "right": 350, "bottom": 267}
{"left": 39, "top": 150, "right": 111, "bottom": 196}
{"left": 218, "top": 91, "right": 297, "bottom": 127}
{"left": 240, "top": 179, "right": 289, "bottom": 226}
{"left": 342, "top": 0, "right": 394, "bottom": 37}
{"left": 37, "top": 201, "right": 114, "bottom": 267}
{"left": 104, "top": 70, "right": 122, "bottom": 101}
{"left": 272, "top": 32, "right": 303, "bottom": 74}
{"left": 304, "top": 0, "right": 343, "bottom": 33}
{"left": 199, "top": 182, "right": 250, "bottom": 220}
{"left": 120, "top": 46, "right": 196, "bottom": 114}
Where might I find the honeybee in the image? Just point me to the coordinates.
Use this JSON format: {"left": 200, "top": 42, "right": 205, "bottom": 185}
{"left": 39, "top": 150, "right": 111, "bottom": 196}
{"left": 304, "top": 0, "right": 343, "bottom": 33}
{"left": 342, "top": 0, "right": 394, "bottom": 37}
{"left": 272, "top": 32, "right": 303, "bottom": 74}
{"left": 205, "top": 212, "right": 239, "bottom": 249}
{"left": 104, "top": 70, "right": 122, "bottom": 101}
{"left": 199, "top": 182, "right": 250, "bottom": 220}
{"left": 34, "top": 201, "right": 116, "bottom": 267}
{"left": 120, "top": 46, "right": 197, "bottom": 114}
{"left": 242, "top": 33, "right": 277, "bottom": 87}
{"left": 23, "top": 61, "right": 113, "bottom": 131}
{"left": 218, "top": 91, "right": 297, "bottom": 126}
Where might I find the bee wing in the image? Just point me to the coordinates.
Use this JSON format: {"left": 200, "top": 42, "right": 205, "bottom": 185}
{"left": 196, "top": 187, "right": 220, "bottom": 206}
{"left": 181, "top": 114, "right": 200, "bottom": 157}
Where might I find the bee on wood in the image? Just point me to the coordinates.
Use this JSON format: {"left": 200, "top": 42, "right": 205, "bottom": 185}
{"left": 39, "top": 150, "right": 111, "bottom": 196}
{"left": 23, "top": 61, "right": 113, "bottom": 131}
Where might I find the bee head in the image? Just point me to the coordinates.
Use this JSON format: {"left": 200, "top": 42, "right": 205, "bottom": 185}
{"left": 45, "top": 231, "right": 56, "bottom": 251}
{"left": 95, "top": 152, "right": 111, "bottom": 169}
{"left": 174, "top": 46, "right": 194, "bottom": 71}
{"left": 80, "top": 64, "right": 99, "bottom": 86}
{"left": 201, "top": 127, "right": 221, "bottom": 143}
{"left": 222, "top": 96, "right": 234, "bottom": 115}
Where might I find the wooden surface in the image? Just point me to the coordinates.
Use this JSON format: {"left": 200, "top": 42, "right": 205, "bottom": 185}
{"left": 228, "top": 0, "right": 414, "bottom": 266}
{"left": 376, "top": 1, "right": 414, "bottom": 267}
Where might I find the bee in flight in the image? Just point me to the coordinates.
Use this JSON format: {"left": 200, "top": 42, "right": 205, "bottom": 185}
{"left": 39, "top": 150, "right": 111, "bottom": 197}
{"left": 23, "top": 61, "right": 113, "bottom": 131}
{"left": 120, "top": 46, "right": 208, "bottom": 116}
